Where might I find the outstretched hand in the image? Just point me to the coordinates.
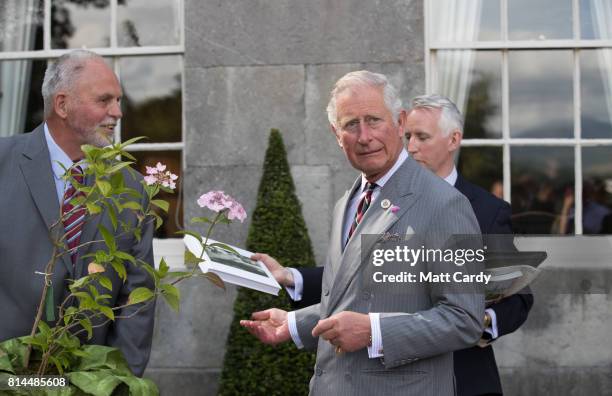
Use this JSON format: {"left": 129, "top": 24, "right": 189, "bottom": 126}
{"left": 251, "top": 253, "right": 294, "bottom": 287}
{"left": 240, "top": 308, "right": 291, "bottom": 345}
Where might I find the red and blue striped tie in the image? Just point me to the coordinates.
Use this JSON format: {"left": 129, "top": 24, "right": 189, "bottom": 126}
{"left": 347, "top": 182, "right": 377, "bottom": 244}
{"left": 62, "top": 166, "right": 86, "bottom": 265}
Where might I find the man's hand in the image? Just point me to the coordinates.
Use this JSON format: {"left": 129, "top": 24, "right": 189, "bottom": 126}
{"left": 312, "top": 311, "right": 371, "bottom": 353}
{"left": 251, "top": 253, "right": 294, "bottom": 287}
{"left": 240, "top": 308, "right": 291, "bottom": 345}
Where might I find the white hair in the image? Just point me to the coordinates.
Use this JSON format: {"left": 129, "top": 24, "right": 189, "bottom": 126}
{"left": 326, "top": 70, "right": 402, "bottom": 128}
{"left": 410, "top": 94, "right": 464, "bottom": 136}
{"left": 42, "top": 49, "right": 104, "bottom": 118}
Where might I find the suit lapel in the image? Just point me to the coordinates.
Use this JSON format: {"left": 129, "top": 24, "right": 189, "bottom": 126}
{"left": 19, "top": 125, "right": 75, "bottom": 278}
{"left": 326, "top": 158, "right": 421, "bottom": 314}
{"left": 325, "top": 178, "right": 361, "bottom": 286}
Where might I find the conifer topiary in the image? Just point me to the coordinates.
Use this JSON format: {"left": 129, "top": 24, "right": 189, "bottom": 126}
{"left": 218, "top": 129, "right": 317, "bottom": 396}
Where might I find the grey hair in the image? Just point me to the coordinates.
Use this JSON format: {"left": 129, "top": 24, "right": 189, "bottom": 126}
{"left": 410, "top": 94, "right": 464, "bottom": 136}
{"left": 326, "top": 70, "right": 402, "bottom": 128}
{"left": 42, "top": 49, "right": 104, "bottom": 118}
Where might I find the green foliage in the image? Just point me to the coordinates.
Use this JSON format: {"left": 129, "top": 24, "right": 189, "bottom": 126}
{"left": 0, "top": 337, "right": 159, "bottom": 395}
{"left": 219, "top": 129, "right": 317, "bottom": 396}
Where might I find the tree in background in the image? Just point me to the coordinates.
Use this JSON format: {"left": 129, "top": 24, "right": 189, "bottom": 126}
{"left": 218, "top": 129, "right": 316, "bottom": 396}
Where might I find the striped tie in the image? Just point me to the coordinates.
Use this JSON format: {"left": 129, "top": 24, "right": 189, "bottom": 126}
{"left": 347, "top": 182, "right": 377, "bottom": 244}
{"left": 62, "top": 166, "right": 86, "bottom": 264}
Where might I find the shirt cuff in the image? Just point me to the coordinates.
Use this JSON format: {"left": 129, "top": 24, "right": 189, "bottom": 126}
{"left": 284, "top": 268, "right": 304, "bottom": 302}
{"left": 367, "top": 313, "right": 384, "bottom": 358}
{"left": 287, "top": 311, "right": 304, "bottom": 349}
{"left": 484, "top": 308, "right": 499, "bottom": 339}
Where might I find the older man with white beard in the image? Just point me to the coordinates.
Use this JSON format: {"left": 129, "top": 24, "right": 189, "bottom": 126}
{"left": 0, "top": 49, "right": 155, "bottom": 376}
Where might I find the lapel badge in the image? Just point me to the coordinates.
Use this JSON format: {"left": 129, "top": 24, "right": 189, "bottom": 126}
{"left": 381, "top": 199, "right": 391, "bottom": 209}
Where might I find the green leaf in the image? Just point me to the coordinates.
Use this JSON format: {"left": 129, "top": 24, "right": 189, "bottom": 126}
{"left": 99, "top": 276, "right": 113, "bottom": 292}
{"left": 158, "top": 258, "right": 169, "bottom": 278}
{"left": 68, "top": 370, "right": 124, "bottom": 395}
{"left": 107, "top": 201, "right": 118, "bottom": 231}
{"left": 110, "top": 260, "right": 127, "bottom": 282}
{"left": 120, "top": 136, "right": 146, "bottom": 148}
{"left": 98, "top": 224, "right": 117, "bottom": 252}
{"left": 184, "top": 250, "right": 205, "bottom": 267}
{"left": 107, "top": 161, "right": 133, "bottom": 174}
{"left": 80, "top": 319, "right": 93, "bottom": 340}
{"left": 96, "top": 179, "right": 112, "bottom": 196}
{"left": 166, "top": 271, "right": 191, "bottom": 278}
{"left": 86, "top": 202, "right": 102, "bottom": 215}
{"left": 70, "top": 275, "right": 91, "bottom": 292}
{"left": 128, "top": 287, "right": 154, "bottom": 305}
{"left": 202, "top": 272, "right": 226, "bottom": 290}
{"left": 160, "top": 284, "right": 180, "bottom": 312}
{"left": 151, "top": 199, "right": 170, "bottom": 212}
{"left": 154, "top": 213, "right": 163, "bottom": 229}
{"left": 190, "top": 216, "right": 211, "bottom": 224}
{"left": 114, "top": 250, "right": 136, "bottom": 264}
{"left": 38, "top": 320, "right": 52, "bottom": 337}
{"left": 48, "top": 355, "right": 65, "bottom": 374}
{"left": 122, "top": 200, "right": 142, "bottom": 211}
{"left": 99, "top": 306, "right": 115, "bottom": 321}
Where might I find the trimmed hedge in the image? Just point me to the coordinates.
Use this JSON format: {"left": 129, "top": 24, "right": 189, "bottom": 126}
{"left": 218, "top": 129, "right": 317, "bottom": 396}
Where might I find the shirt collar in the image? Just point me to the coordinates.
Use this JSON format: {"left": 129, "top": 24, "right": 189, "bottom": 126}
{"left": 359, "top": 149, "right": 409, "bottom": 192}
{"left": 44, "top": 123, "right": 74, "bottom": 181}
{"left": 443, "top": 166, "right": 458, "bottom": 186}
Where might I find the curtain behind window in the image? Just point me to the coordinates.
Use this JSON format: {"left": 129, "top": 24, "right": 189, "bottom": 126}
{"left": 0, "top": 0, "right": 37, "bottom": 136}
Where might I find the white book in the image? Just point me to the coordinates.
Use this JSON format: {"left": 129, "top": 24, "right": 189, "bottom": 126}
{"left": 183, "top": 235, "right": 281, "bottom": 295}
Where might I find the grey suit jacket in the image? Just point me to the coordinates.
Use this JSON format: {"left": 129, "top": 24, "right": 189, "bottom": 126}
{"left": 0, "top": 125, "right": 155, "bottom": 376}
{"left": 294, "top": 155, "right": 484, "bottom": 396}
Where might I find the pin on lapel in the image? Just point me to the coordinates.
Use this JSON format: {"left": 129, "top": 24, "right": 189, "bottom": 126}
{"left": 381, "top": 199, "right": 391, "bottom": 209}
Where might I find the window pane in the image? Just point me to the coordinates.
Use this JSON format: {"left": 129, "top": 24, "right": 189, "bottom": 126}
{"left": 119, "top": 56, "right": 182, "bottom": 143}
{"left": 464, "top": 51, "right": 502, "bottom": 138}
{"left": 118, "top": 0, "right": 180, "bottom": 47}
{"left": 509, "top": 50, "right": 573, "bottom": 138}
{"left": 437, "top": 50, "right": 501, "bottom": 138}
{"left": 511, "top": 147, "right": 574, "bottom": 234}
{"left": 52, "top": 0, "right": 110, "bottom": 49}
{"left": 582, "top": 147, "right": 612, "bottom": 234}
{"left": 508, "top": 0, "right": 572, "bottom": 40}
{"left": 0, "top": 59, "right": 46, "bottom": 135}
{"left": 128, "top": 150, "right": 183, "bottom": 238}
{"left": 0, "top": 0, "right": 44, "bottom": 51}
{"left": 581, "top": 50, "right": 612, "bottom": 138}
{"left": 430, "top": 0, "right": 500, "bottom": 42}
{"left": 457, "top": 146, "right": 503, "bottom": 197}
{"left": 580, "top": 0, "right": 612, "bottom": 40}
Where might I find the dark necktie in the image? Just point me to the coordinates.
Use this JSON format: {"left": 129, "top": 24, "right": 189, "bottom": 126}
{"left": 62, "top": 166, "right": 86, "bottom": 265}
{"left": 347, "top": 182, "right": 377, "bottom": 243}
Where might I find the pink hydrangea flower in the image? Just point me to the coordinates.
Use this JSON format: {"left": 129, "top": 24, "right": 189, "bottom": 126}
{"left": 144, "top": 162, "right": 178, "bottom": 190}
{"left": 390, "top": 205, "right": 400, "bottom": 214}
{"left": 197, "top": 191, "right": 247, "bottom": 223}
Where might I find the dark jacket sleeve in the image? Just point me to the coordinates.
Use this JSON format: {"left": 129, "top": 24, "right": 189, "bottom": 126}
{"left": 485, "top": 200, "right": 534, "bottom": 338}
{"left": 292, "top": 267, "right": 324, "bottom": 309}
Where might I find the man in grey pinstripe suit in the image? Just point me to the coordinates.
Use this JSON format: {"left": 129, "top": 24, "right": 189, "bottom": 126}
{"left": 241, "top": 71, "right": 484, "bottom": 395}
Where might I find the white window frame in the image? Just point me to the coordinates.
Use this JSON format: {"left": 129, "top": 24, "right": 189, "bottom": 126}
{"left": 0, "top": 0, "right": 185, "bottom": 160}
{"left": 425, "top": 0, "right": 612, "bottom": 234}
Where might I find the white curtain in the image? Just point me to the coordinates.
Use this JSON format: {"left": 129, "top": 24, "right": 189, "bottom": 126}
{"left": 590, "top": 0, "right": 612, "bottom": 129}
{"left": 0, "top": 0, "right": 36, "bottom": 136}
{"left": 433, "top": 0, "right": 482, "bottom": 115}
